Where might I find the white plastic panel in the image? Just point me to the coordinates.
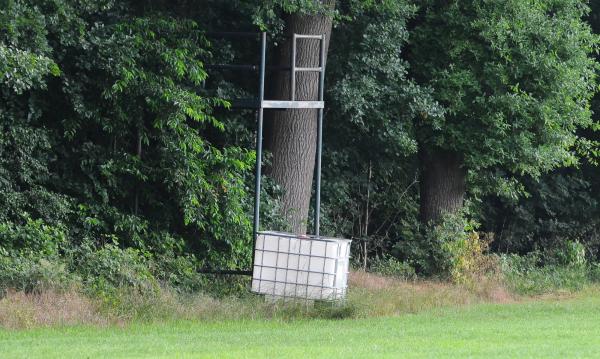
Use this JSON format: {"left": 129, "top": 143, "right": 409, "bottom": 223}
{"left": 251, "top": 231, "right": 351, "bottom": 300}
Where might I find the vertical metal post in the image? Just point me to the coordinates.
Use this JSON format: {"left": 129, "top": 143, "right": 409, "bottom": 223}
{"left": 290, "top": 34, "right": 297, "bottom": 101}
{"left": 314, "top": 34, "right": 326, "bottom": 237}
{"left": 252, "top": 32, "right": 267, "bottom": 268}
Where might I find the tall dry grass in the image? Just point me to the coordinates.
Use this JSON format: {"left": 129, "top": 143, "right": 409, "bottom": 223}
{"left": 0, "top": 290, "right": 108, "bottom": 329}
{"left": 347, "top": 271, "right": 513, "bottom": 317}
{"left": 0, "top": 271, "right": 516, "bottom": 329}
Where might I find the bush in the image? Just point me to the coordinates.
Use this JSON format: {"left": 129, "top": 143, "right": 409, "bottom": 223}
{"left": 369, "top": 257, "right": 416, "bottom": 280}
{"left": 154, "top": 252, "right": 201, "bottom": 292}
{"left": 399, "top": 212, "right": 498, "bottom": 284}
{"left": 545, "top": 240, "right": 587, "bottom": 268}
{"left": 0, "top": 255, "right": 75, "bottom": 295}
{"left": 444, "top": 231, "right": 499, "bottom": 286}
{"left": 0, "top": 219, "right": 67, "bottom": 257}
{"left": 393, "top": 214, "right": 464, "bottom": 275}
{"left": 0, "top": 217, "right": 250, "bottom": 300}
{"left": 589, "top": 263, "right": 600, "bottom": 283}
{"left": 427, "top": 213, "right": 473, "bottom": 275}
{"left": 500, "top": 252, "right": 590, "bottom": 295}
{"left": 73, "top": 242, "right": 158, "bottom": 300}
{"left": 0, "top": 220, "right": 74, "bottom": 296}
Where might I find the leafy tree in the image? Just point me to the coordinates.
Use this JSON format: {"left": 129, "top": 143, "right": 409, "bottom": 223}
{"left": 0, "top": 1, "right": 68, "bottom": 224}
{"left": 481, "top": 169, "right": 600, "bottom": 256}
{"left": 409, "top": 0, "right": 598, "bottom": 223}
{"left": 323, "top": 1, "right": 439, "bottom": 266}
{"left": 0, "top": 0, "right": 254, "bottom": 268}
{"left": 478, "top": 1, "right": 600, "bottom": 260}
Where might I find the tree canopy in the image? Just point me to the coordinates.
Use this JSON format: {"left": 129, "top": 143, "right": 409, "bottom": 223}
{"left": 0, "top": 0, "right": 599, "bottom": 279}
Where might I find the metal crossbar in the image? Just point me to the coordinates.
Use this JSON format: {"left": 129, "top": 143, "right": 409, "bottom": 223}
{"left": 201, "top": 32, "right": 327, "bottom": 276}
{"left": 229, "top": 99, "right": 323, "bottom": 109}
{"left": 262, "top": 100, "right": 323, "bottom": 109}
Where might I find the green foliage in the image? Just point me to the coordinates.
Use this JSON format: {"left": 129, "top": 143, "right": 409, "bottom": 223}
{"left": 0, "top": 219, "right": 66, "bottom": 257}
{"left": 588, "top": 263, "right": 600, "bottom": 282}
{"left": 0, "top": 0, "right": 255, "bottom": 270}
{"left": 480, "top": 170, "right": 600, "bottom": 258}
{"left": 0, "top": 1, "right": 59, "bottom": 94}
{"left": 392, "top": 211, "right": 498, "bottom": 285}
{"left": 322, "top": 0, "right": 430, "bottom": 267}
{"left": 0, "top": 220, "right": 73, "bottom": 294}
{"left": 500, "top": 252, "right": 590, "bottom": 295}
{"left": 0, "top": 256, "right": 73, "bottom": 295}
{"left": 369, "top": 257, "right": 416, "bottom": 280}
{"left": 411, "top": 0, "right": 598, "bottom": 195}
{"left": 427, "top": 214, "right": 476, "bottom": 276}
{"left": 395, "top": 213, "right": 473, "bottom": 276}
{"left": 74, "top": 242, "right": 158, "bottom": 296}
{"left": 328, "top": 1, "right": 438, "bottom": 155}
{"left": 1, "top": 0, "right": 600, "bottom": 295}
{"left": 500, "top": 240, "right": 590, "bottom": 294}
{"left": 252, "top": 0, "right": 336, "bottom": 33}
{"left": 443, "top": 231, "right": 497, "bottom": 285}
{"left": 547, "top": 240, "right": 587, "bottom": 268}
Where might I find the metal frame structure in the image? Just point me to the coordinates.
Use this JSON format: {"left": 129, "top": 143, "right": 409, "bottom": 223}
{"left": 201, "top": 32, "right": 327, "bottom": 276}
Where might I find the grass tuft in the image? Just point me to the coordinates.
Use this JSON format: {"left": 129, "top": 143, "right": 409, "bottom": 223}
{"left": 0, "top": 290, "right": 108, "bottom": 329}
{"left": 347, "top": 271, "right": 513, "bottom": 317}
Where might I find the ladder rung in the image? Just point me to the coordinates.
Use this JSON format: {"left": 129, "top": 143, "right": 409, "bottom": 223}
{"left": 295, "top": 34, "right": 324, "bottom": 40}
{"left": 227, "top": 100, "right": 324, "bottom": 109}
{"left": 262, "top": 100, "right": 324, "bottom": 109}
{"left": 295, "top": 67, "right": 323, "bottom": 72}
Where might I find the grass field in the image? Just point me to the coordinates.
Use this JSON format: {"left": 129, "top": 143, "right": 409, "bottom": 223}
{"left": 2, "top": 290, "right": 600, "bottom": 358}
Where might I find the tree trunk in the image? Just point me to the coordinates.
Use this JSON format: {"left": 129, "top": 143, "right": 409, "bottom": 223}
{"left": 419, "top": 148, "right": 467, "bottom": 223}
{"left": 265, "top": 2, "right": 334, "bottom": 234}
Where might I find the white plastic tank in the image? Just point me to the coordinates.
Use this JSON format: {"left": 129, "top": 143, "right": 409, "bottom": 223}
{"left": 251, "top": 231, "right": 351, "bottom": 301}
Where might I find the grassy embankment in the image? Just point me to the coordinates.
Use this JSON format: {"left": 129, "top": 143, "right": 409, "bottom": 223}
{"left": 2, "top": 271, "right": 600, "bottom": 357}
{"left": 1, "top": 285, "right": 599, "bottom": 358}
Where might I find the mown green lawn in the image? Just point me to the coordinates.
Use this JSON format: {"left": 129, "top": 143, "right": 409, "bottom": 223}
{"left": 2, "top": 293, "right": 600, "bottom": 358}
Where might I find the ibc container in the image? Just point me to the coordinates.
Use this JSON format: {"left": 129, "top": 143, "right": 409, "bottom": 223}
{"left": 251, "top": 231, "right": 351, "bottom": 301}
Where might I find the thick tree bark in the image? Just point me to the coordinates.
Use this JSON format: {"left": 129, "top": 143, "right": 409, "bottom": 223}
{"left": 419, "top": 148, "right": 467, "bottom": 223}
{"left": 265, "top": 2, "right": 334, "bottom": 234}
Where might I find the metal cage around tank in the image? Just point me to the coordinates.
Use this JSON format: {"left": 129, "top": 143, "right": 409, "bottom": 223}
{"left": 252, "top": 231, "right": 351, "bottom": 301}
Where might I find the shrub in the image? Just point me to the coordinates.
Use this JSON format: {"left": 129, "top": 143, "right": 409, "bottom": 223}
{"left": 393, "top": 213, "right": 466, "bottom": 275}
{"left": 0, "top": 220, "right": 74, "bottom": 295}
{"left": 403, "top": 212, "right": 498, "bottom": 284}
{"left": 0, "top": 255, "right": 75, "bottom": 295}
{"left": 0, "top": 219, "right": 67, "bottom": 257}
{"left": 73, "top": 242, "right": 158, "bottom": 300}
{"left": 546, "top": 240, "right": 587, "bottom": 268}
{"left": 369, "top": 257, "right": 416, "bottom": 280}
{"left": 589, "top": 263, "right": 600, "bottom": 283}
{"left": 500, "top": 252, "right": 589, "bottom": 295}
{"left": 427, "top": 213, "right": 472, "bottom": 275}
{"left": 154, "top": 252, "right": 201, "bottom": 292}
{"left": 444, "top": 231, "right": 499, "bottom": 286}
